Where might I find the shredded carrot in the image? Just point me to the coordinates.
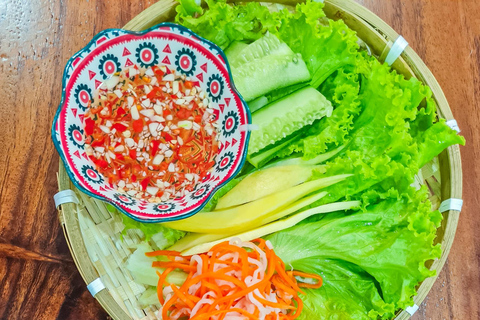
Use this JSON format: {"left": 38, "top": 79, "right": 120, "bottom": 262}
{"left": 292, "top": 270, "right": 324, "bottom": 289}
{"left": 161, "top": 288, "right": 178, "bottom": 319}
{"left": 170, "top": 284, "right": 196, "bottom": 309}
{"left": 156, "top": 268, "right": 173, "bottom": 305}
{"left": 201, "top": 281, "right": 224, "bottom": 298}
{"left": 272, "top": 274, "right": 299, "bottom": 296}
{"left": 147, "top": 238, "right": 323, "bottom": 319}
{"left": 277, "top": 262, "right": 305, "bottom": 295}
{"left": 291, "top": 295, "right": 304, "bottom": 319}
{"left": 253, "top": 293, "right": 296, "bottom": 310}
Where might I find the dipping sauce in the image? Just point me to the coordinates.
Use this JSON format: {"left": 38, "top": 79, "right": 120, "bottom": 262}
{"left": 83, "top": 64, "right": 219, "bottom": 202}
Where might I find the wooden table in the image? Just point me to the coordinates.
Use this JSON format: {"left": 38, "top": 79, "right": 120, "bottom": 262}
{"left": 0, "top": 0, "right": 478, "bottom": 319}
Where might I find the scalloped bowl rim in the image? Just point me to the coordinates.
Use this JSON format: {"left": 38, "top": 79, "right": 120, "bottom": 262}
{"left": 51, "top": 23, "right": 252, "bottom": 223}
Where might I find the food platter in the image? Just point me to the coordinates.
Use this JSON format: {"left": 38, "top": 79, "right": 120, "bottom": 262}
{"left": 55, "top": 1, "right": 463, "bottom": 319}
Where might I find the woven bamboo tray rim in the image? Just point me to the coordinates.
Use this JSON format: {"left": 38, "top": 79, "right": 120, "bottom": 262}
{"left": 56, "top": 1, "right": 463, "bottom": 319}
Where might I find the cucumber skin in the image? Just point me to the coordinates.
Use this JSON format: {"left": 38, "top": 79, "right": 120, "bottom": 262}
{"left": 248, "top": 96, "right": 269, "bottom": 114}
{"left": 263, "top": 81, "right": 309, "bottom": 106}
{"left": 248, "top": 81, "right": 309, "bottom": 114}
{"left": 248, "top": 135, "right": 298, "bottom": 168}
{"left": 233, "top": 53, "right": 311, "bottom": 101}
{"left": 225, "top": 41, "right": 249, "bottom": 62}
{"left": 229, "top": 33, "right": 293, "bottom": 68}
{"left": 248, "top": 87, "right": 333, "bottom": 155}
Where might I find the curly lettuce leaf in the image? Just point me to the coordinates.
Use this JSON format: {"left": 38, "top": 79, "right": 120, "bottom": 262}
{"left": 266, "top": 187, "right": 442, "bottom": 319}
{"left": 175, "top": 0, "right": 279, "bottom": 49}
{"left": 411, "top": 98, "right": 466, "bottom": 167}
{"left": 274, "top": 1, "right": 360, "bottom": 87}
{"left": 311, "top": 55, "right": 464, "bottom": 205}
{"left": 120, "top": 214, "right": 186, "bottom": 248}
{"left": 175, "top": 0, "right": 202, "bottom": 16}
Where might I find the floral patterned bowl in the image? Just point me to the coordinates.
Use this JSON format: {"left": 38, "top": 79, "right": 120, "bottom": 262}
{"left": 52, "top": 23, "right": 251, "bottom": 222}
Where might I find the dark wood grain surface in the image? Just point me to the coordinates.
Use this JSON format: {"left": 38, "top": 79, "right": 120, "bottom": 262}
{"left": 0, "top": 0, "right": 478, "bottom": 319}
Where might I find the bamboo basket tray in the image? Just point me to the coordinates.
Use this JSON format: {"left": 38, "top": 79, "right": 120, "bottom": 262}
{"left": 55, "top": 0, "right": 463, "bottom": 319}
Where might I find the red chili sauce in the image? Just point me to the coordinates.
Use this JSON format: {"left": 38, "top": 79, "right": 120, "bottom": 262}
{"left": 83, "top": 65, "right": 218, "bottom": 202}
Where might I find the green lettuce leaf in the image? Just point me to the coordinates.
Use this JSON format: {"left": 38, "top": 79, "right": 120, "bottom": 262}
{"left": 297, "top": 259, "right": 393, "bottom": 320}
{"left": 120, "top": 214, "right": 186, "bottom": 248}
{"left": 175, "top": 0, "right": 202, "bottom": 16}
{"left": 411, "top": 98, "right": 466, "bottom": 167}
{"left": 175, "top": 0, "right": 279, "bottom": 49}
{"left": 274, "top": 1, "right": 360, "bottom": 87}
{"left": 311, "top": 55, "right": 464, "bottom": 205}
{"left": 266, "top": 187, "right": 442, "bottom": 319}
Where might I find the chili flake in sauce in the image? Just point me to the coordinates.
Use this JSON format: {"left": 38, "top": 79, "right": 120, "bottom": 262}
{"left": 83, "top": 64, "right": 219, "bottom": 202}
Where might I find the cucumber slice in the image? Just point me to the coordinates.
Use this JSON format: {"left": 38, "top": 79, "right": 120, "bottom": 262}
{"left": 229, "top": 32, "right": 293, "bottom": 68}
{"left": 225, "top": 41, "right": 249, "bottom": 62}
{"left": 125, "top": 244, "right": 187, "bottom": 286}
{"left": 248, "top": 87, "right": 333, "bottom": 155}
{"left": 228, "top": 33, "right": 311, "bottom": 101}
{"left": 232, "top": 53, "right": 310, "bottom": 101}
{"left": 248, "top": 135, "right": 299, "bottom": 168}
{"left": 138, "top": 288, "right": 161, "bottom": 307}
{"left": 248, "top": 96, "right": 269, "bottom": 114}
{"left": 272, "top": 145, "right": 346, "bottom": 167}
{"left": 248, "top": 82, "right": 309, "bottom": 114}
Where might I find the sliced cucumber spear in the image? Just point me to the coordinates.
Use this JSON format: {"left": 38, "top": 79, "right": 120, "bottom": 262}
{"left": 181, "top": 200, "right": 361, "bottom": 256}
{"left": 163, "top": 174, "right": 351, "bottom": 234}
{"left": 125, "top": 244, "right": 187, "bottom": 287}
{"left": 138, "top": 288, "right": 161, "bottom": 308}
{"left": 266, "top": 144, "right": 346, "bottom": 168}
{"left": 229, "top": 33, "right": 311, "bottom": 101}
{"left": 224, "top": 41, "right": 249, "bottom": 62}
{"left": 247, "top": 135, "right": 299, "bottom": 168}
{"left": 233, "top": 54, "right": 311, "bottom": 102}
{"left": 228, "top": 32, "right": 295, "bottom": 68}
{"left": 247, "top": 96, "right": 269, "bottom": 114}
{"left": 248, "top": 86, "right": 333, "bottom": 155}
{"left": 248, "top": 81, "right": 309, "bottom": 114}
{"left": 248, "top": 134, "right": 345, "bottom": 169}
